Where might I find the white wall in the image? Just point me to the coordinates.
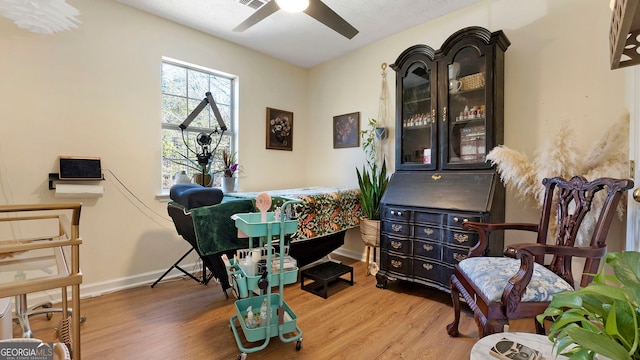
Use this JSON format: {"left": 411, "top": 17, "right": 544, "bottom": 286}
{"left": 0, "top": 0, "right": 310, "bottom": 293}
{"left": 0, "top": 0, "right": 629, "bottom": 295}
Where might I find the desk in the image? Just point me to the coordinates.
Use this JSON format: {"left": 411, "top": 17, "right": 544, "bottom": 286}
{"left": 470, "top": 332, "right": 567, "bottom": 360}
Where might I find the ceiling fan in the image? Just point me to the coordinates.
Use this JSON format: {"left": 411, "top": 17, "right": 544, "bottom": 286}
{"left": 233, "top": 0, "right": 359, "bottom": 39}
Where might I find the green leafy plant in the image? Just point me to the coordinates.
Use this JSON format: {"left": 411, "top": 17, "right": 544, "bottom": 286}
{"left": 356, "top": 118, "right": 389, "bottom": 220}
{"left": 537, "top": 251, "right": 640, "bottom": 360}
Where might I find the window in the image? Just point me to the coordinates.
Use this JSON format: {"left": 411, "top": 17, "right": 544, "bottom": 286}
{"left": 161, "top": 58, "right": 236, "bottom": 190}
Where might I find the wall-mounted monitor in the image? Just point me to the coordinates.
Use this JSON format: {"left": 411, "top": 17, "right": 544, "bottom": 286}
{"left": 58, "top": 156, "right": 103, "bottom": 180}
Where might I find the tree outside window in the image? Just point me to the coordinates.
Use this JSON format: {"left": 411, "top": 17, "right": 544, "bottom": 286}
{"left": 161, "top": 59, "right": 235, "bottom": 190}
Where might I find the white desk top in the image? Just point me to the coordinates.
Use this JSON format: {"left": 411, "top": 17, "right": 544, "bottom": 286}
{"left": 470, "top": 332, "right": 567, "bottom": 360}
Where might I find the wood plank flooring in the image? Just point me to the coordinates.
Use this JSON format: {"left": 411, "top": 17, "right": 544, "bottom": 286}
{"left": 23, "top": 256, "right": 535, "bottom": 359}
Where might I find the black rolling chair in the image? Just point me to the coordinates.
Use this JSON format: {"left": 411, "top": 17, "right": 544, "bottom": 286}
{"left": 152, "top": 184, "right": 233, "bottom": 298}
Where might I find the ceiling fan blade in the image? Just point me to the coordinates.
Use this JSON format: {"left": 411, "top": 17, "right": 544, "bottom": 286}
{"left": 233, "top": 0, "right": 280, "bottom": 32}
{"left": 304, "top": 0, "right": 358, "bottom": 39}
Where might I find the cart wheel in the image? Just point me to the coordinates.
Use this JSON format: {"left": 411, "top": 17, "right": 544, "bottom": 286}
{"left": 296, "top": 339, "right": 302, "bottom": 351}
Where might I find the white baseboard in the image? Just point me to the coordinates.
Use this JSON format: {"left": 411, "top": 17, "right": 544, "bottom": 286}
{"left": 20, "top": 261, "right": 207, "bottom": 308}
{"left": 21, "top": 249, "right": 371, "bottom": 308}
{"left": 332, "top": 247, "right": 369, "bottom": 263}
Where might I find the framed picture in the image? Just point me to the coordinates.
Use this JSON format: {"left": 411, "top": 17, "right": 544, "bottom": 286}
{"left": 333, "top": 112, "right": 360, "bottom": 148}
{"left": 266, "top": 107, "right": 293, "bottom": 151}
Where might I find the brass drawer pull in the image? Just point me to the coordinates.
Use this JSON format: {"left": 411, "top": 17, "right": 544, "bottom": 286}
{"left": 453, "top": 217, "right": 469, "bottom": 223}
{"left": 453, "top": 253, "right": 467, "bottom": 262}
{"left": 422, "top": 263, "right": 433, "bottom": 271}
{"left": 391, "top": 224, "right": 403, "bottom": 232}
{"left": 391, "top": 241, "right": 402, "bottom": 249}
{"left": 423, "top": 228, "right": 434, "bottom": 235}
{"left": 422, "top": 244, "right": 433, "bottom": 251}
{"left": 391, "top": 260, "right": 402, "bottom": 268}
{"left": 431, "top": 174, "right": 441, "bottom": 180}
{"left": 390, "top": 210, "right": 403, "bottom": 216}
{"left": 454, "top": 233, "right": 469, "bottom": 243}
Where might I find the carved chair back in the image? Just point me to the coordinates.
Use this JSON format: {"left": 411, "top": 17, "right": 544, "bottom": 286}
{"left": 536, "top": 176, "right": 633, "bottom": 288}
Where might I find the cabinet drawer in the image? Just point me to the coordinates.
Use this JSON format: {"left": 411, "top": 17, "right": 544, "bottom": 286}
{"left": 413, "top": 239, "right": 441, "bottom": 259}
{"left": 441, "top": 263, "right": 454, "bottom": 286}
{"left": 381, "top": 251, "right": 412, "bottom": 276}
{"left": 414, "top": 224, "right": 442, "bottom": 241}
{"left": 414, "top": 211, "right": 444, "bottom": 225}
{"left": 446, "top": 213, "right": 483, "bottom": 228}
{"left": 382, "top": 221, "right": 410, "bottom": 237}
{"left": 413, "top": 258, "right": 446, "bottom": 284}
{"left": 445, "top": 229, "right": 478, "bottom": 248}
{"left": 442, "top": 244, "right": 470, "bottom": 265}
{"left": 381, "top": 235, "right": 411, "bottom": 255}
{"left": 381, "top": 207, "right": 410, "bottom": 222}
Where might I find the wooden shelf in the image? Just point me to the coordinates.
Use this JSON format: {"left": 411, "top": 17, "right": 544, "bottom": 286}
{"left": 610, "top": 0, "right": 640, "bottom": 69}
{"left": 48, "top": 173, "right": 104, "bottom": 190}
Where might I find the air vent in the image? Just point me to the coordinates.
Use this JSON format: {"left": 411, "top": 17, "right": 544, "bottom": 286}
{"left": 239, "top": 0, "right": 268, "bottom": 10}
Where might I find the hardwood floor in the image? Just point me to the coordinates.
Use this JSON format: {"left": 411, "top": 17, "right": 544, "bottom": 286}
{"left": 23, "top": 256, "right": 536, "bottom": 359}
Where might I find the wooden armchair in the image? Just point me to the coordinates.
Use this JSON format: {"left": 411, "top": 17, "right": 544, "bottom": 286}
{"left": 446, "top": 176, "right": 633, "bottom": 338}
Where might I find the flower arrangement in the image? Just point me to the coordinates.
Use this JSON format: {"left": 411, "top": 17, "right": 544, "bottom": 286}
{"left": 334, "top": 115, "right": 358, "bottom": 146}
{"left": 270, "top": 115, "right": 291, "bottom": 144}
{"left": 221, "top": 149, "right": 239, "bottom": 177}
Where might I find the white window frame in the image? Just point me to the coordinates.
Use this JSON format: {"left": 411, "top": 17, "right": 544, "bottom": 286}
{"left": 160, "top": 57, "right": 237, "bottom": 191}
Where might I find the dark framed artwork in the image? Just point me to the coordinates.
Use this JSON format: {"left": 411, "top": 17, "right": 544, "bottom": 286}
{"left": 333, "top": 112, "right": 360, "bottom": 148}
{"left": 266, "top": 107, "right": 293, "bottom": 151}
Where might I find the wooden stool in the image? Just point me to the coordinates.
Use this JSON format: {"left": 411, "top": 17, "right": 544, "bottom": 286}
{"left": 365, "top": 246, "right": 378, "bottom": 275}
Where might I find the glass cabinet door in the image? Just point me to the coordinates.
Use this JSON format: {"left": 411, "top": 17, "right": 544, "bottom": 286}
{"left": 398, "top": 60, "right": 436, "bottom": 170}
{"left": 442, "top": 45, "right": 488, "bottom": 168}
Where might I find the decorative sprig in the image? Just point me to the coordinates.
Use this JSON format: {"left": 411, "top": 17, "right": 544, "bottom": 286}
{"left": 486, "top": 114, "right": 629, "bottom": 245}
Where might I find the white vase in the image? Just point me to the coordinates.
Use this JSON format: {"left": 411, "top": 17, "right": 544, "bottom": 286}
{"left": 173, "top": 171, "right": 191, "bottom": 185}
{"left": 222, "top": 177, "right": 235, "bottom": 193}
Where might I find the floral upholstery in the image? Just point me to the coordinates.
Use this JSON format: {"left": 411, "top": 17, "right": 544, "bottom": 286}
{"left": 458, "top": 257, "right": 574, "bottom": 302}
{"left": 229, "top": 187, "right": 362, "bottom": 240}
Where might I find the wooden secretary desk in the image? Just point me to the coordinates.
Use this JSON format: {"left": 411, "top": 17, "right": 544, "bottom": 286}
{"left": 375, "top": 26, "right": 509, "bottom": 293}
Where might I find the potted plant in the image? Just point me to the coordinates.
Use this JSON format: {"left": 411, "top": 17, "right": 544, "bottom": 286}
{"left": 220, "top": 148, "right": 239, "bottom": 192}
{"left": 169, "top": 153, "right": 214, "bottom": 187}
{"left": 356, "top": 118, "right": 389, "bottom": 273}
{"left": 537, "top": 251, "right": 640, "bottom": 360}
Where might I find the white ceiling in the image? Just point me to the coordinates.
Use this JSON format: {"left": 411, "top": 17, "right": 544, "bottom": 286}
{"left": 115, "top": 0, "right": 480, "bottom": 68}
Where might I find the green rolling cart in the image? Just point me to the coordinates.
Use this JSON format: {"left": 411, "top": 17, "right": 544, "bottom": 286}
{"left": 229, "top": 199, "right": 303, "bottom": 360}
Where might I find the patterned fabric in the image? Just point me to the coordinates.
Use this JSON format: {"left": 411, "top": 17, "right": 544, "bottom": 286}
{"left": 458, "top": 257, "right": 574, "bottom": 302}
{"left": 228, "top": 187, "right": 362, "bottom": 240}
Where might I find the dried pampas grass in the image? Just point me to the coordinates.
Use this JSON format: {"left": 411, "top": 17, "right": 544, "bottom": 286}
{"left": 487, "top": 114, "right": 630, "bottom": 245}
{"left": 486, "top": 146, "right": 537, "bottom": 207}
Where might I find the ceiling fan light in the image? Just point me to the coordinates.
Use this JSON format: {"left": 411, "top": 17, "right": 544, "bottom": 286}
{"left": 275, "top": 0, "right": 309, "bottom": 12}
